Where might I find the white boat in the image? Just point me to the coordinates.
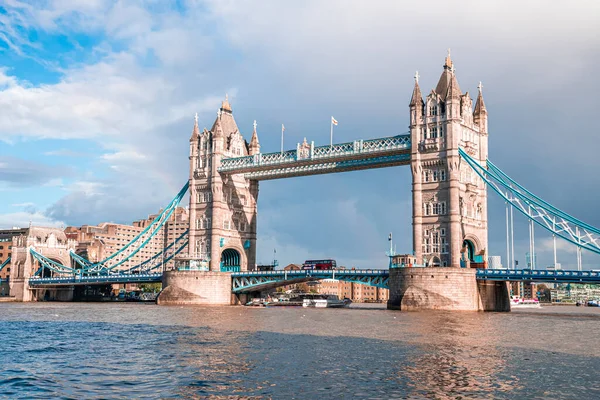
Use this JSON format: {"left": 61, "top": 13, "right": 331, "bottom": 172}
{"left": 302, "top": 294, "right": 352, "bottom": 308}
{"left": 510, "top": 297, "right": 541, "bottom": 309}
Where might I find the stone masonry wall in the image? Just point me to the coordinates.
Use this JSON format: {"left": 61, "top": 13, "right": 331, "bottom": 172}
{"left": 157, "top": 271, "right": 232, "bottom": 305}
{"left": 387, "top": 267, "right": 509, "bottom": 311}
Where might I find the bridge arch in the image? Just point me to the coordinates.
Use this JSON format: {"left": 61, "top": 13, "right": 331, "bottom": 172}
{"left": 221, "top": 247, "right": 244, "bottom": 271}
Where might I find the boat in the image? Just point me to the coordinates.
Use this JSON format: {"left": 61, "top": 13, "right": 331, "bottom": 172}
{"left": 302, "top": 294, "right": 352, "bottom": 308}
{"left": 587, "top": 300, "right": 600, "bottom": 307}
{"left": 510, "top": 297, "right": 541, "bottom": 309}
{"left": 245, "top": 298, "right": 267, "bottom": 307}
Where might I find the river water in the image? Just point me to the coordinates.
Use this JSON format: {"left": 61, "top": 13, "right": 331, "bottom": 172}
{"left": 0, "top": 303, "right": 599, "bottom": 399}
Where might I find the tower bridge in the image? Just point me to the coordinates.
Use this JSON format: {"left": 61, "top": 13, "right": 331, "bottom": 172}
{"left": 7, "top": 53, "right": 600, "bottom": 311}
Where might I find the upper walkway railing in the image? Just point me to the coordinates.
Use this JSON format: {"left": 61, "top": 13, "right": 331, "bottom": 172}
{"left": 218, "top": 134, "right": 411, "bottom": 176}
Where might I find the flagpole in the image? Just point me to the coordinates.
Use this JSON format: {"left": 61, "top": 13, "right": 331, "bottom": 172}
{"left": 330, "top": 119, "right": 333, "bottom": 148}
{"left": 281, "top": 124, "right": 284, "bottom": 154}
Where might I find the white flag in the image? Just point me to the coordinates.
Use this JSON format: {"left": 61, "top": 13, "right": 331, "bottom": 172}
{"left": 282, "top": 124, "right": 285, "bottom": 132}
{"left": 331, "top": 116, "right": 338, "bottom": 126}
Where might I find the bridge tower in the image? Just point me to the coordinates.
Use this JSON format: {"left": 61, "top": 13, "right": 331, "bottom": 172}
{"left": 410, "top": 52, "right": 488, "bottom": 268}
{"left": 9, "top": 227, "right": 76, "bottom": 301}
{"left": 187, "top": 96, "right": 259, "bottom": 272}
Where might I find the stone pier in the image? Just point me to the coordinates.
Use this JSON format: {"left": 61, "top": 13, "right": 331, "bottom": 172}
{"left": 157, "top": 271, "right": 234, "bottom": 305}
{"left": 387, "top": 267, "right": 510, "bottom": 311}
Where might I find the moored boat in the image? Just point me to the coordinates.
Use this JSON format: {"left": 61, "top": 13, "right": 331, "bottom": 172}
{"left": 510, "top": 297, "right": 541, "bottom": 309}
{"left": 302, "top": 294, "right": 352, "bottom": 308}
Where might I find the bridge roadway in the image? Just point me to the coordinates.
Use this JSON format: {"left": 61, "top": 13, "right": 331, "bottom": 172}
{"left": 25, "top": 269, "right": 600, "bottom": 292}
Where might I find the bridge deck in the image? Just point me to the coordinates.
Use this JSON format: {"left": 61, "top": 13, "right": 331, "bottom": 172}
{"left": 24, "top": 269, "right": 600, "bottom": 290}
{"left": 218, "top": 135, "right": 411, "bottom": 180}
{"left": 232, "top": 269, "right": 390, "bottom": 293}
{"left": 476, "top": 269, "right": 600, "bottom": 283}
{"left": 28, "top": 273, "right": 162, "bottom": 287}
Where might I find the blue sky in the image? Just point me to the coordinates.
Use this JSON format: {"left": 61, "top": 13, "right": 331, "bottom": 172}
{"left": 1, "top": 0, "right": 600, "bottom": 269}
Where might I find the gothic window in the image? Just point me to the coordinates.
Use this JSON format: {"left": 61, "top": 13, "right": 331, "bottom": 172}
{"left": 442, "top": 237, "right": 448, "bottom": 254}
{"left": 423, "top": 238, "right": 431, "bottom": 254}
{"left": 431, "top": 127, "right": 437, "bottom": 138}
{"left": 432, "top": 232, "right": 440, "bottom": 253}
{"left": 433, "top": 170, "right": 438, "bottom": 181}
{"left": 424, "top": 203, "right": 431, "bottom": 216}
{"left": 439, "top": 126, "right": 444, "bottom": 138}
{"left": 429, "top": 106, "right": 437, "bottom": 116}
{"left": 440, "top": 170, "right": 447, "bottom": 181}
{"left": 195, "top": 219, "right": 201, "bottom": 229}
{"left": 424, "top": 170, "right": 430, "bottom": 182}
{"left": 239, "top": 221, "right": 246, "bottom": 232}
{"left": 196, "top": 192, "right": 202, "bottom": 203}
{"left": 441, "top": 202, "right": 447, "bottom": 215}
{"left": 223, "top": 220, "right": 231, "bottom": 230}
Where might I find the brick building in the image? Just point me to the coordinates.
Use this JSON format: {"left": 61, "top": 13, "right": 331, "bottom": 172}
{"left": 0, "top": 228, "right": 27, "bottom": 280}
{"left": 65, "top": 207, "right": 188, "bottom": 271}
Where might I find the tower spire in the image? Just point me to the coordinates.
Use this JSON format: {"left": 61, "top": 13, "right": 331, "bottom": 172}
{"left": 444, "top": 48, "right": 453, "bottom": 70}
{"left": 190, "top": 112, "right": 200, "bottom": 142}
{"left": 249, "top": 119, "right": 260, "bottom": 155}
{"left": 409, "top": 71, "right": 424, "bottom": 107}
{"left": 474, "top": 80, "right": 488, "bottom": 133}
{"left": 220, "top": 93, "right": 232, "bottom": 113}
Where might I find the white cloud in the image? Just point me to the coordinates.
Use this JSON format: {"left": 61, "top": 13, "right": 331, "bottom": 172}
{"left": 1, "top": 0, "right": 599, "bottom": 267}
{"left": 537, "top": 237, "right": 579, "bottom": 255}
{"left": 0, "top": 210, "right": 65, "bottom": 230}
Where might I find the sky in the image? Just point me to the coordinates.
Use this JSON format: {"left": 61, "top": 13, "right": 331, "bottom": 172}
{"left": 1, "top": 0, "right": 600, "bottom": 270}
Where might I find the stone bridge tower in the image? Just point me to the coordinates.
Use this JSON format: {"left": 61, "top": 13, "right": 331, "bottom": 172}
{"left": 410, "top": 52, "right": 489, "bottom": 268}
{"left": 9, "top": 226, "right": 77, "bottom": 301}
{"left": 187, "top": 96, "right": 259, "bottom": 272}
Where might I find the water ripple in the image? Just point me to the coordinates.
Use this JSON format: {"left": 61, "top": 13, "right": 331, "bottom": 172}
{"left": 0, "top": 304, "right": 599, "bottom": 399}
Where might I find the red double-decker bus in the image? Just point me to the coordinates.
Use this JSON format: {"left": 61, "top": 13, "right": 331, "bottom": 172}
{"left": 302, "top": 259, "right": 337, "bottom": 270}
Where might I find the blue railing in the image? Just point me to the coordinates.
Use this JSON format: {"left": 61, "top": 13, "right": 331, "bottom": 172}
{"left": 28, "top": 273, "right": 162, "bottom": 286}
{"left": 218, "top": 134, "right": 411, "bottom": 173}
{"left": 231, "top": 269, "right": 389, "bottom": 293}
{"left": 221, "top": 265, "right": 241, "bottom": 272}
{"left": 476, "top": 269, "right": 600, "bottom": 283}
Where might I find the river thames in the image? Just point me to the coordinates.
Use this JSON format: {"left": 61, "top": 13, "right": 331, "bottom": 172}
{"left": 0, "top": 303, "right": 599, "bottom": 399}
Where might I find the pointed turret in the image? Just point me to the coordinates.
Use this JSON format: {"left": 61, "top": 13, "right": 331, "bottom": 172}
{"left": 211, "top": 95, "right": 239, "bottom": 138}
{"left": 473, "top": 82, "right": 487, "bottom": 116}
{"left": 473, "top": 81, "right": 488, "bottom": 133}
{"left": 190, "top": 113, "right": 200, "bottom": 142}
{"left": 409, "top": 71, "right": 424, "bottom": 107}
{"left": 220, "top": 93, "right": 232, "bottom": 114}
{"left": 211, "top": 109, "right": 224, "bottom": 137}
{"left": 249, "top": 120, "right": 260, "bottom": 155}
{"left": 434, "top": 49, "right": 462, "bottom": 102}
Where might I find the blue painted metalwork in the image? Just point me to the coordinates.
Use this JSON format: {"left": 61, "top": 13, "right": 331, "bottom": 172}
{"left": 459, "top": 148, "right": 600, "bottom": 256}
{"left": 104, "top": 230, "right": 189, "bottom": 275}
{"left": 28, "top": 273, "right": 162, "bottom": 287}
{"left": 30, "top": 249, "right": 75, "bottom": 275}
{"left": 218, "top": 134, "right": 411, "bottom": 179}
{"left": 70, "top": 182, "right": 189, "bottom": 273}
{"left": 242, "top": 153, "right": 411, "bottom": 181}
{"left": 0, "top": 257, "right": 10, "bottom": 271}
{"left": 221, "top": 248, "right": 240, "bottom": 271}
{"left": 476, "top": 269, "right": 600, "bottom": 284}
{"left": 231, "top": 269, "right": 389, "bottom": 293}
